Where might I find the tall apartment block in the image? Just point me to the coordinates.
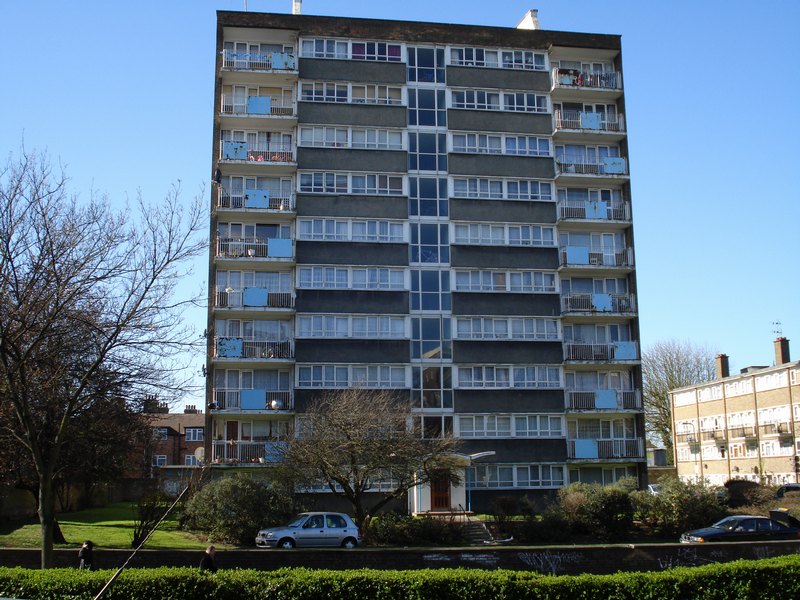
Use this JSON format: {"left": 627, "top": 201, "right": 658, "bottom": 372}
{"left": 672, "top": 339, "right": 800, "bottom": 486}
{"left": 205, "top": 9, "right": 644, "bottom": 512}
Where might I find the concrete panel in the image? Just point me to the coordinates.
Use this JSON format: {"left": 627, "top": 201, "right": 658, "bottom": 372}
{"left": 298, "top": 102, "right": 407, "bottom": 128}
{"left": 447, "top": 66, "right": 551, "bottom": 91}
{"left": 459, "top": 438, "right": 567, "bottom": 463}
{"left": 450, "top": 245, "right": 559, "bottom": 269}
{"left": 452, "top": 292, "right": 561, "bottom": 317}
{"left": 449, "top": 154, "right": 554, "bottom": 179}
{"left": 448, "top": 110, "right": 553, "bottom": 134}
{"left": 296, "top": 241, "right": 408, "bottom": 266}
{"left": 455, "top": 388, "right": 565, "bottom": 412}
{"left": 297, "top": 147, "right": 407, "bottom": 173}
{"left": 296, "top": 289, "right": 409, "bottom": 314}
{"left": 300, "top": 58, "right": 407, "bottom": 83}
{"left": 295, "top": 339, "right": 409, "bottom": 363}
{"left": 296, "top": 195, "right": 408, "bottom": 219}
{"left": 294, "top": 388, "right": 412, "bottom": 413}
{"left": 453, "top": 340, "right": 564, "bottom": 364}
{"left": 450, "top": 199, "right": 556, "bottom": 224}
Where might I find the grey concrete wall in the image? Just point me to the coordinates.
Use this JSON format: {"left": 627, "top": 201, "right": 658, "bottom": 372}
{"left": 296, "top": 290, "right": 409, "bottom": 314}
{"left": 459, "top": 438, "right": 567, "bottom": 463}
{"left": 296, "top": 195, "right": 408, "bottom": 219}
{"left": 295, "top": 339, "right": 409, "bottom": 363}
{"left": 449, "top": 199, "right": 556, "bottom": 224}
{"left": 300, "top": 58, "right": 407, "bottom": 83}
{"left": 448, "top": 154, "right": 554, "bottom": 179}
{"left": 453, "top": 341, "right": 564, "bottom": 364}
{"left": 452, "top": 293, "right": 561, "bottom": 317}
{"left": 448, "top": 110, "right": 552, "bottom": 134}
{"left": 450, "top": 246, "right": 559, "bottom": 270}
{"left": 447, "top": 66, "right": 551, "bottom": 91}
{"left": 297, "top": 147, "right": 407, "bottom": 173}
{"left": 296, "top": 242, "right": 408, "bottom": 266}
{"left": 298, "top": 102, "right": 407, "bottom": 128}
{"left": 455, "top": 389, "right": 565, "bottom": 412}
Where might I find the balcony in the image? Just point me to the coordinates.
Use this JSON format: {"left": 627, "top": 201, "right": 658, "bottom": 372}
{"left": 759, "top": 422, "right": 792, "bottom": 437}
{"left": 564, "top": 341, "right": 639, "bottom": 362}
{"left": 675, "top": 432, "right": 697, "bottom": 444}
{"left": 554, "top": 110, "right": 625, "bottom": 134}
{"left": 555, "top": 157, "right": 629, "bottom": 184}
{"left": 567, "top": 438, "right": 644, "bottom": 459}
{"left": 217, "top": 189, "right": 296, "bottom": 212}
{"left": 212, "top": 389, "right": 293, "bottom": 411}
{"left": 221, "top": 95, "right": 296, "bottom": 118}
{"left": 566, "top": 389, "right": 641, "bottom": 411}
{"left": 559, "top": 246, "right": 634, "bottom": 269}
{"left": 701, "top": 429, "right": 728, "bottom": 443}
{"left": 214, "top": 338, "right": 294, "bottom": 360}
{"left": 728, "top": 426, "right": 756, "bottom": 439}
{"left": 220, "top": 141, "right": 295, "bottom": 164}
{"left": 222, "top": 50, "right": 297, "bottom": 72}
{"left": 215, "top": 287, "right": 295, "bottom": 310}
{"left": 561, "top": 293, "right": 636, "bottom": 314}
{"left": 215, "top": 237, "right": 294, "bottom": 261}
{"left": 551, "top": 68, "right": 622, "bottom": 93}
{"left": 212, "top": 440, "right": 288, "bottom": 464}
{"left": 557, "top": 199, "right": 631, "bottom": 222}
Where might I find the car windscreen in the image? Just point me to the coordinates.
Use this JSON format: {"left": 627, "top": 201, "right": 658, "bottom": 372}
{"left": 712, "top": 517, "right": 744, "bottom": 530}
{"left": 286, "top": 515, "right": 307, "bottom": 528}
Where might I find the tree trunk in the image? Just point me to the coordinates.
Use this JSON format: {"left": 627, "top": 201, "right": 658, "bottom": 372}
{"left": 38, "top": 473, "right": 56, "bottom": 568}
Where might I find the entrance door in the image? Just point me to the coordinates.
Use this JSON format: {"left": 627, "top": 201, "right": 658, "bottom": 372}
{"left": 431, "top": 474, "right": 451, "bottom": 511}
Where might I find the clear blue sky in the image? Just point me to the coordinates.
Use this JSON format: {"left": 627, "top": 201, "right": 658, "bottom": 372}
{"left": 2, "top": 0, "right": 799, "bottom": 409}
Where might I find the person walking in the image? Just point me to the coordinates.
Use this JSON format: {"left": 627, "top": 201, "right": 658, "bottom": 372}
{"left": 78, "top": 540, "right": 94, "bottom": 570}
{"left": 199, "top": 545, "right": 217, "bottom": 573}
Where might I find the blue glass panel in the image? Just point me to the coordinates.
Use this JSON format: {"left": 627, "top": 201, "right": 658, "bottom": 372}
{"left": 575, "top": 439, "right": 599, "bottom": 459}
{"left": 244, "top": 189, "right": 270, "bottom": 209}
{"left": 592, "top": 293, "right": 613, "bottom": 311}
{"left": 580, "top": 112, "right": 602, "bottom": 130}
{"left": 217, "top": 338, "right": 243, "bottom": 358}
{"left": 601, "top": 156, "right": 627, "bottom": 174}
{"left": 595, "top": 389, "right": 618, "bottom": 409}
{"left": 267, "top": 238, "right": 293, "bottom": 258}
{"left": 247, "top": 96, "right": 271, "bottom": 114}
{"left": 614, "top": 341, "right": 638, "bottom": 360}
{"left": 243, "top": 287, "right": 268, "bottom": 307}
{"left": 263, "top": 441, "right": 288, "bottom": 463}
{"left": 586, "top": 200, "right": 608, "bottom": 219}
{"left": 240, "top": 389, "right": 266, "bottom": 410}
{"left": 222, "top": 141, "right": 248, "bottom": 160}
{"left": 566, "top": 246, "right": 590, "bottom": 264}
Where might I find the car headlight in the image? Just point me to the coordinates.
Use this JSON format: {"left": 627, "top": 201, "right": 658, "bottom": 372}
{"left": 688, "top": 535, "right": 705, "bottom": 543}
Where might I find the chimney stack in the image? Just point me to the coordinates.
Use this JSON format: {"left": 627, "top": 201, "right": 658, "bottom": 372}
{"left": 292, "top": 0, "right": 302, "bottom": 15}
{"left": 715, "top": 354, "right": 729, "bottom": 380}
{"left": 774, "top": 337, "right": 791, "bottom": 365}
{"left": 516, "top": 9, "right": 540, "bottom": 30}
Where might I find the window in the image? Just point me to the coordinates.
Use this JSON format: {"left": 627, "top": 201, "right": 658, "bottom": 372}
{"left": 454, "top": 269, "right": 557, "bottom": 293}
{"left": 455, "top": 317, "right": 558, "bottom": 340}
{"left": 297, "top": 219, "right": 404, "bottom": 242}
{"left": 451, "top": 90, "right": 500, "bottom": 110}
{"left": 185, "top": 455, "right": 200, "bottom": 466}
{"left": 504, "top": 135, "right": 550, "bottom": 156}
{"left": 411, "top": 366, "right": 452, "bottom": 410}
{"left": 297, "top": 266, "right": 405, "bottom": 290}
{"left": 408, "top": 89, "right": 446, "bottom": 127}
{"left": 451, "top": 133, "right": 502, "bottom": 154}
{"left": 186, "top": 428, "right": 204, "bottom": 442}
{"left": 351, "top": 84, "right": 403, "bottom": 105}
{"left": 407, "top": 47, "right": 445, "bottom": 83}
{"left": 450, "top": 47, "right": 546, "bottom": 71}
{"left": 351, "top": 128, "right": 403, "bottom": 149}
{"left": 503, "top": 92, "right": 548, "bottom": 112}
{"left": 297, "top": 219, "right": 348, "bottom": 241}
{"left": 301, "top": 82, "right": 402, "bottom": 105}
{"left": 296, "top": 315, "right": 349, "bottom": 338}
{"left": 299, "top": 126, "right": 348, "bottom": 148}
{"left": 514, "top": 415, "right": 563, "bottom": 437}
{"left": 301, "top": 82, "right": 348, "bottom": 103}
{"left": 155, "top": 428, "right": 168, "bottom": 441}
{"left": 516, "top": 465, "right": 565, "bottom": 487}
{"left": 301, "top": 38, "right": 402, "bottom": 61}
{"left": 472, "top": 464, "right": 514, "bottom": 487}
{"left": 352, "top": 220, "right": 404, "bottom": 242}
{"left": 297, "top": 365, "right": 406, "bottom": 388}
{"left": 351, "top": 174, "right": 403, "bottom": 195}
{"left": 410, "top": 269, "right": 451, "bottom": 311}
{"left": 410, "top": 223, "right": 449, "bottom": 264}
{"left": 408, "top": 132, "right": 447, "bottom": 172}
{"left": 351, "top": 267, "right": 405, "bottom": 289}
{"left": 297, "top": 266, "right": 348, "bottom": 289}
{"left": 299, "top": 172, "right": 347, "bottom": 194}
{"left": 351, "top": 365, "right": 406, "bottom": 387}
{"left": 301, "top": 38, "right": 348, "bottom": 59}
{"left": 411, "top": 316, "right": 452, "bottom": 360}
{"left": 457, "top": 365, "right": 561, "bottom": 388}
{"left": 351, "top": 41, "right": 402, "bottom": 61}
{"left": 297, "top": 315, "right": 405, "bottom": 339}
{"left": 298, "top": 172, "right": 403, "bottom": 195}
{"left": 409, "top": 177, "right": 448, "bottom": 217}
{"left": 501, "top": 50, "right": 546, "bottom": 70}
{"left": 451, "top": 178, "right": 552, "bottom": 201}
{"left": 152, "top": 455, "right": 167, "bottom": 467}
{"left": 451, "top": 89, "right": 548, "bottom": 113}
{"left": 459, "top": 415, "right": 512, "bottom": 437}
{"left": 453, "top": 223, "right": 555, "bottom": 247}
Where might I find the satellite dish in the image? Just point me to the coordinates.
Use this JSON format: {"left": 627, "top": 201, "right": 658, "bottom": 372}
{"left": 194, "top": 447, "right": 205, "bottom": 463}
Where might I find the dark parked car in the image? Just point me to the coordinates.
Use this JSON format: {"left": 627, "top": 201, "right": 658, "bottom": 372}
{"left": 680, "top": 513, "right": 800, "bottom": 543}
{"left": 775, "top": 483, "right": 800, "bottom": 499}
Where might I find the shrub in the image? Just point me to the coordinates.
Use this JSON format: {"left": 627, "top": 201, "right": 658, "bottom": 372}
{"left": 182, "top": 475, "right": 298, "bottom": 545}
{"left": 367, "top": 513, "right": 465, "bottom": 546}
{"left": 517, "top": 506, "right": 570, "bottom": 544}
{"left": 556, "top": 481, "right": 634, "bottom": 541}
{"left": 489, "top": 495, "right": 518, "bottom": 536}
{"left": 632, "top": 477, "right": 726, "bottom": 536}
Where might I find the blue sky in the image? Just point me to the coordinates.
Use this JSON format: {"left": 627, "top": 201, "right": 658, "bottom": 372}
{"left": 2, "top": 0, "right": 799, "bottom": 408}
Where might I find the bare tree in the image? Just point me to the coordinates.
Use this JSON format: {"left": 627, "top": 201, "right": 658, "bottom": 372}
{"left": 279, "top": 387, "right": 461, "bottom": 534}
{"left": 642, "top": 340, "right": 716, "bottom": 464}
{"left": 0, "top": 149, "right": 206, "bottom": 567}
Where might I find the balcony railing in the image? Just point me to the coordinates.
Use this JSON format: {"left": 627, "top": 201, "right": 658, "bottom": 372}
{"left": 555, "top": 157, "right": 628, "bottom": 176}
{"left": 222, "top": 50, "right": 296, "bottom": 71}
{"left": 566, "top": 389, "right": 641, "bottom": 411}
{"left": 557, "top": 199, "right": 631, "bottom": 221}
{"left": 212, "top": 389, "right": 293, "bottom": 411}
{"left": 215, "top": 237, "right": 294, "bottom": 260}
{"left": 675, "top": 432, "right": 697, "bottom": 444}
{"left": 561, "top": 293, "right": 636, "bottom": 314}
{"left": 759, "top": 422, "right": 792, "bottom": 436}
{"left": 214, "top": 338, "right": 294, "bottom": 360}
{"left": 559, "top": 246, "right": 634, "bottom": 268}
{"left": 220, "top": 141, "right": 295, "bottom": 163}
{"left": 221, "top": 95, "right": 296, "bottom": 117}
{"left": 564, "top": 341, "right": 639, "bottom": 361}
{"left": 728, "top": 426, "right": 757, "bottom": 439}
{"left": 215, "top": 288, "right": 295, "bottom": 309}
{"left": 212, "top": 440, "right": 288, "bottom": 464}
{"left": 554, "top": 110, "right": 625, "bottom": 133}
{"left": 552, "top": 68, "right": 622, "bottom": 91}
{"left": 217, "top": 190, "right": 295, "bottom": 211}
{"left": 701, "top": 429, "right": 728, "bottom": 442}
{"left": 567, "top": 438, "right": 644, "bottom": 459}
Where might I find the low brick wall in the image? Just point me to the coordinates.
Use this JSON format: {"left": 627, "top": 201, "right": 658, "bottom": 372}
{"left": 2, "top": 540, "right": 800, "bottom": 575}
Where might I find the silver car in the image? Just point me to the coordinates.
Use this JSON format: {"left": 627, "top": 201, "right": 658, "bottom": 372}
{"left": 255, "top": 512, "right": 361, "bottom": 549}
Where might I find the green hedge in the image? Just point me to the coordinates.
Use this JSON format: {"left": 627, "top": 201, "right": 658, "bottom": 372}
{"left": 3, "top": 555, "right": 800, "bottom": 600}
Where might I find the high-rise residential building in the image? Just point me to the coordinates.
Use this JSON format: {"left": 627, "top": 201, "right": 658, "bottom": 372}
{"left": 205, "top": 9, "right": 644, "bottom": 512}
{"left": 672, "top": 339, "right": 800, "bottom": 486}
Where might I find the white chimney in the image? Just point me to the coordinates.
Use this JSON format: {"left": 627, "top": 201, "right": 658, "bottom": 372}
{"left": 516, "top": 9, "right": 540, "bottom": 30}
{"left": 292, "top": 0, "right": 302, "bottom": 15}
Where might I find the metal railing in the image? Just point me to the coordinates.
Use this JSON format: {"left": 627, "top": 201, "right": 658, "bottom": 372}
{"left": 221, "top": 95, "right": 296, "bottom": 117}
{"left": 563, "top": 341, "right": 639, "bottom": 361}
{"left": 214, "top": 338, "right": 294, "bottom": 359}
{"left": 215, "top": 288, "right": 295, "bottom": 309}
{"left": 220, "top": 142, "right": 295, "bottom": 163}
{"left": 212, "top": 389, "right": 293, "bottom": 411}
{"left": 212, "top": 440, "right": 288, "bottom": 464}
{"left": 727, "top": 426, "right": 757, "bottom": 439}
{"left": 675, "top": 432, "right": 697, "bottom": 444}
{"left": 555, "top": 159, "right": 629, "bottom": 176}
{"left": 567, "top": 438, "right": 644, "bottom": 459}
{"left": 222, "top": 50, "right": 296, "bottom": 71}
{"left": 759, "top": 422, "right": 792, "bottom": 436}
{"left": 217, "top": 191, "right": 295, "bottom": 211}
{"left": 557, "top": 199, "right": 631, "bottom": 221}
{"left": 552, "top": 67, "right": 622, "bottom": 90}
{"left": 215, "top": 238, "right": 294, "bottom": 259}
{"left": 701, "top": 429, "right": 727, "bottom": 442}
{"left": 561, "top": 293, "right": 636, "bottom": 313}
{"left": 559, "top": 247, "right": 634, "bottom": 267}
{"left": 566, "top": 389, "right": 641, "bottom": 410}
{"left": 554, "top": 110, "right": 625, "bottom": 132}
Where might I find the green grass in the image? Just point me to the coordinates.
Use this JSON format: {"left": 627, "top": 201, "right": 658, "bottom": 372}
{"left": 0, "top": 503, "right": 211, "bottom": 550}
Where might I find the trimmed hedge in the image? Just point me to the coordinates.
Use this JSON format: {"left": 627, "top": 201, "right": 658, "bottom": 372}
{"left": 3, "top": 554, "right": 800, "bottom": 599}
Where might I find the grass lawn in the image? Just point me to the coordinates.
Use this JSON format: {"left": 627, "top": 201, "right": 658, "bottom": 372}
{"left": 0, "top": 503, "right": 211, "bottom": 550}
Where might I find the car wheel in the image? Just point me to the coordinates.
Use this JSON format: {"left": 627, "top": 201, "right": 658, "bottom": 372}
{"left": 341, "top": 537, "right": 358, "bottom": 549}
{"left": 278, "top": 538, "right": 296, "bottom": 549}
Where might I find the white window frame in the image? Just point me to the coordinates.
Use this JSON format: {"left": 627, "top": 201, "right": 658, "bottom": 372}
{"left": 450, "top": 89, "right": 548, "bottom": 113}
{"left": 296, "top": 364, "right": 407, "bottom": 388}
{"left": 298, "top": 126, "right": 404, "bottom": 150}
{"left": 297, "top": 266, "right": 406, "bottom": 290}
{"left": 298, "top": 171, "right": 405, "bottom": 196}
{"left": 449, "top": 47, "right": 547, "bottom": 71}
{"left": 152, "top": 455, "right": 167, "bottom": 467}
{"left": 454, "top": 316, "right": 559, "bottom": 341}
{"left": 300, "top": 38, "right": 403, "bottom": 62}
{"left": 452, "top": 223, "right": 555, "bottom": 247}
{"left": 297, "top": 218, "right": 405, "bottom": 243}
{"left": 297, "top": 315, "right": 406, "bottom": 339}
{"left": 456, "top": 365, "right": 561, "bottom": 389}
{"left": 450, "top": 177, "right": 553, "bottom": 201}
{"left": 185, "top": 428, "right": 204, "bottom": 442}
{"left": 453, "top": 269, "right": 557, "bottom": 293}
{"left": 470, "top": 463, "right": 565, "bottom": 489}
{"left": 300, "top": 81, "right": 403, "bottom": 105}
